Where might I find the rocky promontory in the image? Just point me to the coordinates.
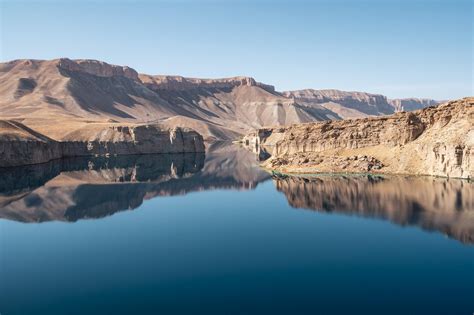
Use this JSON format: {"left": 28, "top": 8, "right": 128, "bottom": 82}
{"left": 244, "top": 97, "right": 473, "bottom": 179}
{"left": 0, "top": 120, "right": 205, "bottom": 167}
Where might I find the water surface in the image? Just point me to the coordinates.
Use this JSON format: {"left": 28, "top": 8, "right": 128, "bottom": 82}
{"left": 1, "top": 144, "right": 473, "bottom": 315}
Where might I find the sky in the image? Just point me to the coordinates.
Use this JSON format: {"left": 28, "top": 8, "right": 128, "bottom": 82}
{"left": 0, "top": 0, "right": 472, "bottom": 99}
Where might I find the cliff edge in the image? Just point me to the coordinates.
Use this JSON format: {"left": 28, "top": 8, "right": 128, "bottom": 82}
{"left": 0, "top": 120, "right": 205, "bottom": 167}
{"left": 244, "top": 97, "right": 473, "bottom": 179}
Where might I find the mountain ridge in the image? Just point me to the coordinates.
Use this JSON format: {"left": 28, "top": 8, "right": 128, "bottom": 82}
{"left": 0, "top": 58, "right": 442, "bottom": 141}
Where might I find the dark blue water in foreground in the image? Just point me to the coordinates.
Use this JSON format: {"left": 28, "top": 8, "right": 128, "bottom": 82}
{"left": 1, "top": 145, "right": 473, "bottom": 315}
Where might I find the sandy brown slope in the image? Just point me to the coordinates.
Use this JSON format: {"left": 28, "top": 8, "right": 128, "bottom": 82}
{"left": 0, "top": 59, "right": 341, "bottom": 141}
{"left": 0, "top": 58, "right": 443, "bottom": 141}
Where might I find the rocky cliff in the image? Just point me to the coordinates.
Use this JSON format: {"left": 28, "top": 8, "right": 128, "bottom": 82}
{"left": 0, "top": 58, "right": 442, "bottom": 141}
{"left": 0, "top": 120, "right": 63, "bottom": 167}
{"left": 389, "top": 98, "right": 440, "bottom": 112}
{"left": 0, "top": 120, "right": 205, "bottom": 167}
{"left": 283, "top": 89, "right": 395, "bottom": 117}
{"left": 139, "top": 74, "right": 276, "bottom": 93}
{"left": 58, "top": 58, "right": 140, "bottom": 81}
{"left": 246, "top": 98, "right": 473, "bottom": 178}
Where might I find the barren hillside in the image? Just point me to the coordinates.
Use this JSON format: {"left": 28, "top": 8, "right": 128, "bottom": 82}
{"left": 0, "top": 58, "right": 441, "bottom": 141}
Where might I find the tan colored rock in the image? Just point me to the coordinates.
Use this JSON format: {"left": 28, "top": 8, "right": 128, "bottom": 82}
{"left": 389, "top": 98, "right": 440, "bottom": 112}
{"left": 283, "top": 89, "right": 394, "bottom": 116}
{"left": 0, "top": 120, "right": 205, "bottom": 167}
{"left": 248, "top": 98, "right": 473, "bottom": 178}
{"left": 2, "top": 58, "right": 441, "bottom": 142}
{"left": 0, "top": 120, "right": 63, "bottom": 167}
{"left": 58, "top": 58, "right": 139, "bottom": 81}
{"left": 139, "top": 74, "right": 275, "bottom": 93}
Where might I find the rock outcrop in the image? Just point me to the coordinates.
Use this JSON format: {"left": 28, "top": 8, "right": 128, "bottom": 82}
{"left": 139, "top": 75, "right": 276, "bottom": 93}
{"left": 0, "top": 120, "right": 63, "bottom": 167}
{"left": 389, "top": 98, "right": 440, "bottom": 112}
{"left": 283, "top": 89, "right": 395, "bottom": 117}
{"left": 58, "top": 58, "right": 139, "bottom": 81}
{"left": 0, "top": 120, "right": 205, "bottom": 167}
{"left": 246, "top": 98, "right": 473, "bottom": 178}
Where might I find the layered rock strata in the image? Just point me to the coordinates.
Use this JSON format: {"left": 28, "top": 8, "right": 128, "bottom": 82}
{"left": 389, "top": 98, "right": 440, "bottom": 112}
{"left": 1, "top": 58, "right": 443, "bottom": 141}
{"left": 245, "top": 98, "right": 473, "bottom": 178}
{"left": 0, "top": 120, "right": 205, "bottom": 167}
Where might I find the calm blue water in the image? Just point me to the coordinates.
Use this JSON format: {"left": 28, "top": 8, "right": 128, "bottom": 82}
{"left": 1, "top": 145, "right": 473, "bottom": 315}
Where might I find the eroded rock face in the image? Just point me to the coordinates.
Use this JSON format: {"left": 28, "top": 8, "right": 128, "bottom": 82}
{"left": 139, "top": 75, "right": 276, "bottom": 93}
{"left": 247, "top": 98, "right": 473, "bottom": 178}
{"left": 1, "top": 58, "right": 444, "bottom": 141}
{"left": 60, "top": 125, "right": 205, "bottom": 156}
{"left": 389, "top": 98, "right": 440, "bottom": 112}
{"left": 0, "top": 120, "right": 63, "bottom": 167}
{"left": 273, "top": 175, "right": 474, "bottom": 244}
{"left": 0, "top": 140, "right": 62, "bottom": 168}
{"left": 58, "top": 58, "right": 139, "bottom": 81}
{"left": 283, "top": 89, "right": 394, "bottom": 115}
{"left": 0, "top": 121, "right": 205, "bottom": 167}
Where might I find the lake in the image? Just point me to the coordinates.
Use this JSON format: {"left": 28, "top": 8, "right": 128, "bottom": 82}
{"left": 1, "top": 143, "right": 473, "bottom": 315}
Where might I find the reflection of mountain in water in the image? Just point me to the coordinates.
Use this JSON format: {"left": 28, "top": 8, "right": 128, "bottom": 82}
{"left": 0, "top": 144, "right": 270, "bottom": 222}
{"left": 3, "top": 144, "right": 472, "bottom": 245}
{"left": 274, "top": 175, "right": 474, "bottom": 244}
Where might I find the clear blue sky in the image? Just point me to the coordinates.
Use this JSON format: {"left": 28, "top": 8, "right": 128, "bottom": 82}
{"left": 1, "top": 0, "right": 472, "bottom": 99}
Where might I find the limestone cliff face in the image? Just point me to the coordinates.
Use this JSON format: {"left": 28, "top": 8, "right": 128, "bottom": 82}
{"left": 389, "top": 98, "right": 440, "bottom": 112}
{"left": 283, "top": 89, "right": 394, "bottom": 116}
{"left": 0, "top": 120, "right": 63, "bottom": 167}
{"left": 139, "top": 75, "right": 276, "bottom": 93}
{"left": 0, "top": 121, "right": 205, "bottom": 167}
{"left": 58, "top": 58, "right": 139, "bottom": 81}
{"left": 60, "top": 124, "right": 205, "bottom": 156}
{"left": 0, "top": 140, "right": 62, "bottom": 168}
{"left": 248, "top": 98, "right": 473, "bottom": 178}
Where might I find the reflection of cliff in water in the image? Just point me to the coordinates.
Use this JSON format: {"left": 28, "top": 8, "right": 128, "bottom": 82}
{"left": 274, "top": 175, "right": 474, "bottom": 244}
{"left": 0, "top": 144, "right": 270, "bottom": 223}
